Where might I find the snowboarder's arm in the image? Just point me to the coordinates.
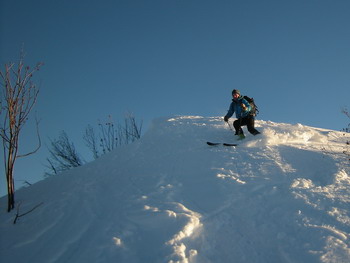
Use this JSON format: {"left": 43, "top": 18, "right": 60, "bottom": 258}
{"left": 225, "top": 102, "right": 235, "bottom": 120}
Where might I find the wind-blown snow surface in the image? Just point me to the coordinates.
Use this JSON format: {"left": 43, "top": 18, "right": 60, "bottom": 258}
{"left": 1, "top": 116, "right": 350, "bottom": 263}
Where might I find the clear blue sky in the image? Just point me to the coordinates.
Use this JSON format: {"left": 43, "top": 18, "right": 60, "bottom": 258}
{"left": 1, "top": 0, "right": 349, "bottom": 197}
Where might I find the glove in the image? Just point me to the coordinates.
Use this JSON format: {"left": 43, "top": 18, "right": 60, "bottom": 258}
{"left": 241, "top": 103, "right": 247, "bottom": 111}
{"left": 224, "top": 116, "right": 229, "bottom": 122}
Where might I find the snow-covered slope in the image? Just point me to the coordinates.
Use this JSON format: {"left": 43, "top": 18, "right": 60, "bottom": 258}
{"left": 1, "top": 116, "right": 350, "bottom": 263}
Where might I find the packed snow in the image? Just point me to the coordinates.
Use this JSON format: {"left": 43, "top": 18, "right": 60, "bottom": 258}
{"left": 0, "top": 116, "right": 350, "bottom": 263}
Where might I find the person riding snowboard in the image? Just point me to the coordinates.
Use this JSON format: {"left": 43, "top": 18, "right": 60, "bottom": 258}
{"left": 224, "top": 89, "right": 260, "bottom": 139}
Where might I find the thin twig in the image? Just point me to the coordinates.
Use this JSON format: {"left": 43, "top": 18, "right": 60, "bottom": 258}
{"left": 13, "top": 202, "right": 44, "bottom": 224}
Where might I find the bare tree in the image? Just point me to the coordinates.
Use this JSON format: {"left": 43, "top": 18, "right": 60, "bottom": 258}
{"left": 342, "top": 108, "right": 350, "bottom": 133}
{"left": 98, "top": 115, "right": 118, "bottom": 154}
{"left": 122, "top": 112, "right": 143, "bottom": 143}
{"left": 45, "top": 131, "right": 84, "bottom": 176}
{"left": 0, "top": 53, "right": 42, "bottom": 212}
{"left": 342, "top": 108, "right": 350, "bottom": 160}
{"left": 83, "top": 124, "right": 100, "bottom": 159}
{"left": 84, "top": 114, "right": 142, "bottom": 159}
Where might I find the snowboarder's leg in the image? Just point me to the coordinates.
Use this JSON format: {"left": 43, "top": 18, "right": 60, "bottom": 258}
{"left": 247, "top": 116, "right": 260, "bottom": 135}
{"left": 233, "top": 119, "right": 244, "bottom": 136}
{"left": 233, "top": 118, "right": 246, "bottom": 139}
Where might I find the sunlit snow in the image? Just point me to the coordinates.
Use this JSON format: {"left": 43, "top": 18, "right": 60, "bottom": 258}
{"left": 1, "top": 116, "right": 349, "bottom": 263}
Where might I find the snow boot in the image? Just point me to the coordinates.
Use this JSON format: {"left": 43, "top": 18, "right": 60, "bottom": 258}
{"left": 237, "top": 134, "right": 246, "bottom": 140}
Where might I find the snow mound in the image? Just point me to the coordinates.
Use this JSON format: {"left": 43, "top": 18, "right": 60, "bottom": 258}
{"left": 0, "top": 116, "right": 349, "bottom": 263}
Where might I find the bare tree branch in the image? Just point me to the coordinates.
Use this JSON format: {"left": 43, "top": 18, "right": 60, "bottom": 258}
{"left": 83, "top": 124, "right": 100, "bottom": 159}
{"left": 18, "top": 115, "right": 41, "bottom": 158}
{"left": 46, "top": 131, "right": 84, "bottom": 176}
{"left": 13, "top": 201, "right": 44, "bottom": 224}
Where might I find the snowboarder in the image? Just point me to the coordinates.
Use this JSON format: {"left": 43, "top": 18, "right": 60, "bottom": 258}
{"left": 224, "top": 89, "right": 260, "bottom": 139}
